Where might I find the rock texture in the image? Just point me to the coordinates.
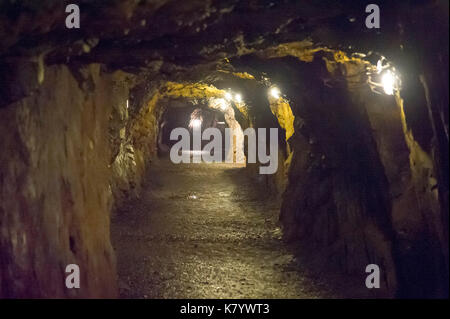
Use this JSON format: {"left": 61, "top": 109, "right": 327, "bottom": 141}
{"left": 0, "top": 0, "right": 447, "bottom": 298}
{"left": 0, "top": 64, "right": 137, "bottom": 298}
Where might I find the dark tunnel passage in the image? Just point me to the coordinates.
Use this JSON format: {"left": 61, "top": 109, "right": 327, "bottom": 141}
{"left": 0, "top": 1, "right": 448, "bottom": 300}
{"left": 158, "top": 106, "right": 227, "bottom": 153}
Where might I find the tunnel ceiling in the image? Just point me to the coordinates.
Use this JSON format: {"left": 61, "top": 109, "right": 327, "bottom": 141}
{"left": 1, "top": 0, "right": 443, "bottom": 85}
{"left": 1, "top": 0, "right": 376, "bottom": 61}
{"left": 2, "top": 0, "right": 446, "bottom": 157}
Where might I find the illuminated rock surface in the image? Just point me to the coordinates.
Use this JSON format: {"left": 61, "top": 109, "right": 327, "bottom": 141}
{"left": 0, "top": 0, "right": 447, "bottom": 298}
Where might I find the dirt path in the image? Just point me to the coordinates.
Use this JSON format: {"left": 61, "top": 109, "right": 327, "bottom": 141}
{"left": 111, "top": 159, "right": 335, "bottom": 298}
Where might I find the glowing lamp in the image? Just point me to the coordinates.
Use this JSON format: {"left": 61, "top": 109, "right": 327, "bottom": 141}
{"left": 381, "top": 70, "right": 395, "bottom": 95}
{"left": 270, "top": 87, "right": 281, "bottom": 99}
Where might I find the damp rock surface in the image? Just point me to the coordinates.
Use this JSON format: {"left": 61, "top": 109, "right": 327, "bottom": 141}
{"left": 112, "top": 158, "right": 369, "bottom": 299}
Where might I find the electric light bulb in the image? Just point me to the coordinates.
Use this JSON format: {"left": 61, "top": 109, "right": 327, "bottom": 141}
{"left": 382, "top": 70, "right": 395, "bottom": 95}
{"left": 234, "top": 93, "right": 242, "bottom": 103}
{"left": 270, "top": 87, "right": 281, "bottom": 99}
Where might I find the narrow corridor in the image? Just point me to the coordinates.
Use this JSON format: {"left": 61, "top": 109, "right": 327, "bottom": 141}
{"left": 112, "top": 159, "right": 333, "bottom": 298}
{"left": 1, "top": 0, "right": 448, "bottom": 300}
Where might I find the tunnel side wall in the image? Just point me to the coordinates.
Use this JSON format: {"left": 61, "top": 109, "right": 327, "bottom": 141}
{"left": 0, "top": 64, "right": 137, "bottom": 298}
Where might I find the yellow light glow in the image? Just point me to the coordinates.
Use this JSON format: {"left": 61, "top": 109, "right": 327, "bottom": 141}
{"left": 190, "top": 118, "right": 202, "bottom": 128}
{"left": 270, "top": 87, "right": 281, "bottom": 99}
{"left": 234, "top": 93, "right": 242, "bottom": 103}
{"left": 382, "top": 70, "right": 395, "bottom": 95}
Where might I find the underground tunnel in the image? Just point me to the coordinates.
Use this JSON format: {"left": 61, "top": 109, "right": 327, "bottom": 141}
{"left": 0, "top": 1, "right": 448, "bottom": 300}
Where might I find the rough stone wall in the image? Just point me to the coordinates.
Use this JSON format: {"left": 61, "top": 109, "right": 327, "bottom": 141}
{"left": 266, "top": 52, "right": 447, "bottom": 297}
{"left": 0, "top": 64, "right": 135, "bottom": 298}
{"left": 230, "top": 44, "right": 447, "bottom": 296}
{"left": 109, "top": 72, "right": 144, "bottom": 209}
{"left": 276, "top": 58, "right": 397, "bottom": 297}
{"left": 393, "top": 95, "right": 448, "bottom": 297}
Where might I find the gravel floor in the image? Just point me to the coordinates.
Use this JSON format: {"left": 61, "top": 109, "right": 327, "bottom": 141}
{"left": 111, "top": 159, "right": 337, "bottom": 299}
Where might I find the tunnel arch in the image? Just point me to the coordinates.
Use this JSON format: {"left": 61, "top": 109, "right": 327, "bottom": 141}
{"left": 0, "top": 1, "right": 447, "bottom": 299}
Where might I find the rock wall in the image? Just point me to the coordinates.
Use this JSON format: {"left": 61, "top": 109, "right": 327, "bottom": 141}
{"left": 250, "top": 52, "right": 447, "bottom": 298}
{"left": 0, "top": 63, "right": 137, "bottom": 298}
{"left": 276, "top": 58, "right": 396, "bottom": 296}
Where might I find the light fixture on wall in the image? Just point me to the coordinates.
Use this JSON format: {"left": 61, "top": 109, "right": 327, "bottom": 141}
{"left": 367, "top": 56, "right": 401, "bottom": 96}
{"left": 224, "top": 91, "right": 243, "bottom": 104}
{"left": 269, "top": 87, "right": 281, "bottom": 99}
{"left": 381, "top": 70, "right": 395, "bottom": 95}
